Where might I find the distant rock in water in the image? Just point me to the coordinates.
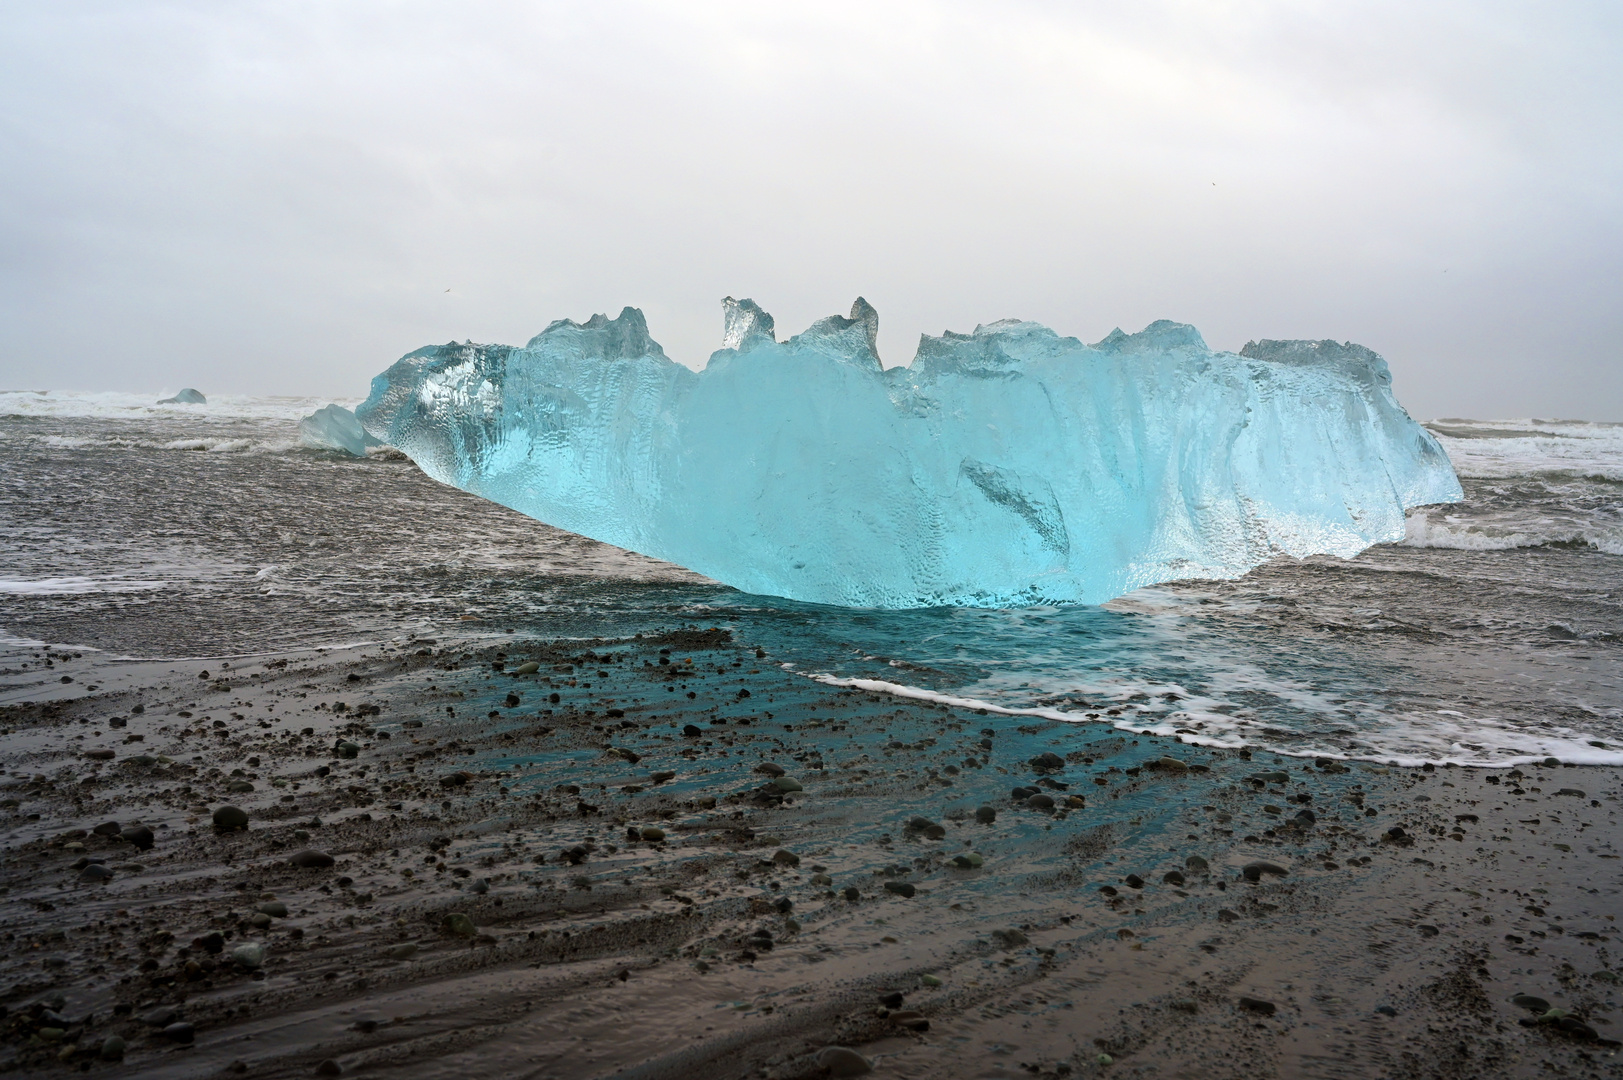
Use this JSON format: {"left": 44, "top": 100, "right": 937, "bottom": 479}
{"left": 358, "top": 298, "right": 1462, "bottom": 609}
{"left": 299, "top": 404, "right": 382, "bottom": 457}
{"left": 158, "top": 388, "right": 206, "bottom": 404}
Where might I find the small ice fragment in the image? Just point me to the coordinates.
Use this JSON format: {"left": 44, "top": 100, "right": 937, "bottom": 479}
{"left": 298, "top": 404, "right": 382, "bottom": 457}
{"left": 158, "top": 388, "right": 206, "bottom": 404}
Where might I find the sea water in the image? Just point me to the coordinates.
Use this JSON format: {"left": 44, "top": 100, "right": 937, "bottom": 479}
{"left": 0, "top": 391, "right": 1617, "bottom": 767}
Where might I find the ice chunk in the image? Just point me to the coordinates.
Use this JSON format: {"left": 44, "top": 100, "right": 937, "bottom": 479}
{"left": 357, "top": 301, "right": 1462, "bottom": 608}
{"left": 297, "top": 404, "right": 381, "bottom": 457}
{"left": 158, "top": 388, "right": 206, "bottom": 404}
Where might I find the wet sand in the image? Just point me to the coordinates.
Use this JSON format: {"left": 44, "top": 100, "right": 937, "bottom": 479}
{"left": 1, "top": 627, "right": 1619, "bottom": 1079}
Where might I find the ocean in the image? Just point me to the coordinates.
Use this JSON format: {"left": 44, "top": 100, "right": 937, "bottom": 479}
{"left": 2, "top": 391, "right": 1618, "bottom": 769}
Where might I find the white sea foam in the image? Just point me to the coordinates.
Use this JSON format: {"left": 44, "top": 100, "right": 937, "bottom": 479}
{"left": 1402, "top": 511, "right": 1623, "bottom": 555}
{"left": 806, "top": 671, "right": 1623, "bottom": 768}
{"left": 0, "top": 577, "right": 168, "bottom": 595}
{"left": 0, "top": 390, "right": 362, "bottom": 424}
{"left": 1426, "top": 418, "right": 1623, "bottom": 481}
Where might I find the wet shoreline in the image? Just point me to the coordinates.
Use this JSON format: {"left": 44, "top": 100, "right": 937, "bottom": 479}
{"left": 1, "top": 627, "right": 1618, "bottom": 1078}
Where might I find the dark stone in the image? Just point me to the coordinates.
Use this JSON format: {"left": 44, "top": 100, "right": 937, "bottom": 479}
{"left": 843, "top": 886, "right": 860, "bottom": 901}
{"left": 121, "top": 824, "right": 155, "bottom": 850}
{"left": 1029, "top": 752, "right": 1065, "bottom": 772}
{"left": 440, "top": 771, "right": 473, "bottom": 787}
{"left": 91, "top": 821, "right": 122, "bottom": 837}
{"left": 290, "top": 849, "right": 335, "bottom": 869}
{"left": 1510, "top": 994, "right": 1550, "bottom": 1012}
{"left": 883, "top": 881, "right": 917, "bottom": 898}
{"left": 1124, "top": 874, "right": 1145, "bottom": 889}
{"left": 1238, "top": 996, "right": 1276, "bottom": 1016}
{"left": 212, "top": 806, "right": 249, "bottom": 830}
{"left": 162, "top": 1021, "right": 195, "bottom": 1043}
{"left": 879, "top": 992, "right": 905, "bottom": 1008}
{"left": 1162, "top": 870, "right": 1186, "bottom": 886}
{"left": 1026, "top": 793, "right": 1055, "bottom": 810}
{"left": 975, "top": 805, "right": 997, "bottom": 824}
{"left": 1241, "top": 861, "right": 1288, "bottom": 882}
{"left": 682, "top": 724, "right": 702, "bottom": 737}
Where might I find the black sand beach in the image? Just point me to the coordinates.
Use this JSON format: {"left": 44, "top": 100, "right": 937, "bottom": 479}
{"left": 1, "top": 628, "right": 1618, "bottom": 1079}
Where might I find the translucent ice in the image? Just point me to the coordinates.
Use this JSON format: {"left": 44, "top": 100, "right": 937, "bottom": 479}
{"left": 158, "top": 388, "right": 206, "bottom": 404}
{"left": 357, "top": 299, "right": 1462, "bottom": 608}
{"left": 298, "top": 404, "right": 381, "bottom": 457}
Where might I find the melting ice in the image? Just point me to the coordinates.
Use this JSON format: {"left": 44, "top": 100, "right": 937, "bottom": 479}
{"left": 357, "top": 298, "right": 1462, "bottom": 608}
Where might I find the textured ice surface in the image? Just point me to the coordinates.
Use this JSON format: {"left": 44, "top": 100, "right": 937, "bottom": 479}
{"left": 158, "top": 388, "right": 206, "bottom": 404}
{"left": 357, "top": 299, "right": 1462, "bottom": 608}
{"left": 298, "top": 404, "right": 380, "bottom": 457}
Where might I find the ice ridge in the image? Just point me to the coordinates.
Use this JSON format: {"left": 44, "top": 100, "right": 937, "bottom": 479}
{"left": 357, "top": 299, "right": 1463, "bottom": 608}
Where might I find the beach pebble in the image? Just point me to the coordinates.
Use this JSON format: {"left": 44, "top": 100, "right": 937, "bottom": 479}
{"left": 468, "top": 878, "right": 489, "bottom": 894}
{"left": 249, "top": 912, "right": 272, "bottom": 929}
{"left": 1162, "top": 870, "right": 1186, "bottom": 886}
{"left": 514, "top": 661, "right": 540, "bottom": 675}
{"left": 78, "top": 863, "right": 114, "bottom": 882}
{"left": 1157, "top": 756, "right": 1188, "bottom": 771}
{"left": 143, "top": 1006, "right": 179, "bottom": 1027}
{"left": 1249, "top": 771, "right": 1290, "bottom": 785}
{"left": 772, "top": 849, "right": 801, "bottom": 867}
{"left": 810, "top": 873, "right": 833, "bottom": 885}
{"left": 1124, "top": 874, "right": 1144, "bottom": 889}
{"left": 228, "top": 780, "right": 255, "bottom": 792}
{"left": 443, "top": 912, "right": 477, "bottom": 937}
{"left": 1555, "top": 788, "right": 1585, "bottom": 797}
{"left": 1238, "top": 996, "right": 1277, "bottom": 1016}
{"left": 1542, "top": 757, "right": 1561, "bottom": 767}
{"left": 1026, "top": 793, "right": 1055, "bottom": 810}
{"left": 640, "top": 826, "right": 666, "bottom": 841}
{"left": 122, "top": 824, "right": 155, "bottom": 850}
{"left": 163, "top": 1021, "right": 196, "bottom": 1044}
{"left": 906, "top": 817, "right": 947, "bottom": 839}
{"left": 1097, "top": 1054, "right": 1114, "bottom": 1065}
{"left": 884, "top": 881, "right": 917, "bottom": 898}
{"left": 1511, "top": 993, "right": 1551, "bottom": 1012}
{"left": 756, "top": 762, "right": 786, "bottom": 776}
{"left": 440, "top": 771, "right": 473, "bottom": 787}
{"left": 1293, "top": 809, "right": 1317, "bottom": 827}
{"left": 336, "top": 741, "right": 361, "bottom": 759}
{"left": 232, "top": 943, "right": 266, "bottom": 969}
{"left": 921, "top": 973, "right": 943, "bottom": 987}
{"left": 212, "top": 805, "right": 250, "bottom": 830}
{"left": 291, "top": 849, "right": 335, "bottom": 869}
{"left": 316, "top": 1060, "right": 343, "bottom": 1077}
{"left": 257, "top": 901, "right": 288, "bottom": 918}
{"left": 92, "top": 820, "right": 122, "bottom": 836}
{"left": 650, "top": 770, "right": 676, "bottom": 783}
{"left": 992, "top": 928, "right": 1029, "bottom": 948}
{"left": 1186, "top": 855, "right": 1209, "bottom": 871}
{"left": 1011, "top": 786, "right": 1038, "bottom": 800}
{"left": 975, "top": 805, "right": 997, "bottom": 824}
{"left": 386, "top": 943, "right": 419, "bottom": 960}
{"left": 773, "top": 776, "right": 804, "bottom": 793}
{"left": 1241, "top": 861, "right": 1288, "bottom": 882}
{"left": 99, "top": 1035, "right": 125, "bottom": 1061}
{"left": 682, "top": 724, "right": 702, "bottom": 737}
{"left": 197, "top": 931, "right": 225, "bottom": 954}
{"left": 951, "top": 852, "right": 985, "bottom": 869}
{"left": 1029, "top": 752, "right": 1065, "bottom": 772}
{"left": 815, "top": 1046, "right": 872, "bottom": 1077}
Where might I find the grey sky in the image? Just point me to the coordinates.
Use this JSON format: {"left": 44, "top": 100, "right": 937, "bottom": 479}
{"left": 2, "top": 1, "right": 1619, "bottom": 419}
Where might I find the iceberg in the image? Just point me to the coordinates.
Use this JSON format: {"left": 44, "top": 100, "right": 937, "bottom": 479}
{"left": 356, "top": 299, "right": 1462, "bottom": 608}
{"left": 298, "top": 404, "right": 382, "bottom": 457}
{"left": 159, "top": 388, "right": 206, "bottom": 404}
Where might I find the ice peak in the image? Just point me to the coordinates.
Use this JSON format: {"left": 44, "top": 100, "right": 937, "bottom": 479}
{"left": 721, "top": 297, "right": 776, "bottom": 351}
{"left": 1240, "top": 338, "right": 1391, "bottom": 383}
{"left": 527, "top": 306, "right": 666, "bottom": 360}
{"left": 1092, "top": 319, "right": 1208, "bottom": 355}
{"left": 792, "top": 297, "right": 882, "bottom": 367}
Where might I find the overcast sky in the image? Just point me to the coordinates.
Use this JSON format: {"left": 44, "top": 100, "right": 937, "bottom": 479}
{"left": 2, "top": 1, "right": 1619, "bottom": 418}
